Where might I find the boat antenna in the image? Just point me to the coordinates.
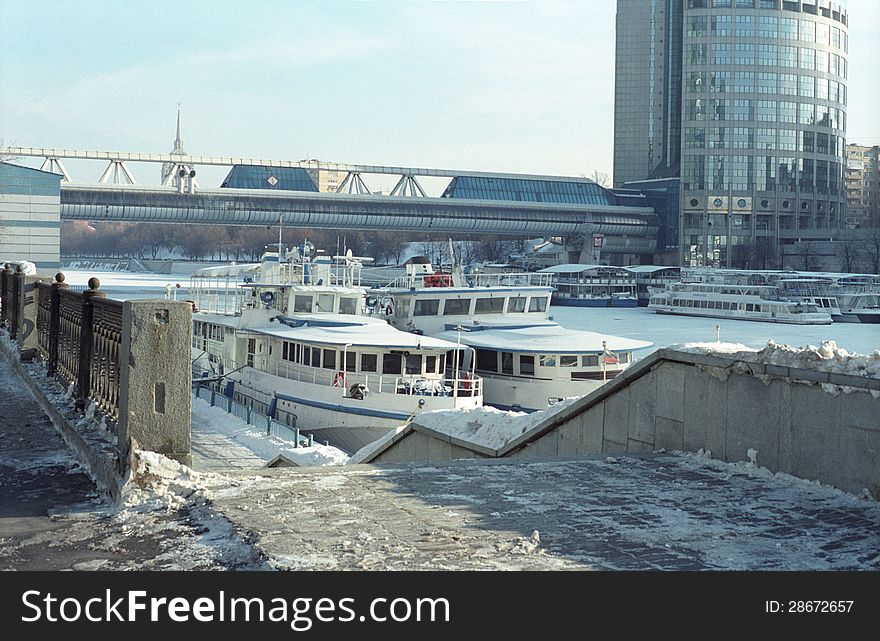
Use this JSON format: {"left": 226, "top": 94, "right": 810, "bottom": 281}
{"left": 278, "top": 213, "right": 284, "bottom": 258}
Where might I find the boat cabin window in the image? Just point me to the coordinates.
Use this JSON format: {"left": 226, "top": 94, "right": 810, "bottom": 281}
{"left": 475, "top": 298, "right": 504, "bottom": 314}
{"left": 360, "top": 353, "right": 378, "bottom": 372}
{"left": 507, "top": 297, "right": 527, "bottom": 313}
{"left": 322, "top": 349, "right": 336, "bottom": 369}
{"left": 339, "top": 297, "right": 358, "bottom": 315}
{"left": 476, "top": 349, "right": 498, "bottom": 372}
{"left": 582, "top": 355, "right": 599, "bottom": 367}
{"left": 501, "top": 352, "right": 514, "bottom": 375}
{"left": 560, "top": 355, "right": 578, "bottom": 367}
{"left": 519, "top": 355, "right": 535, "bottom": 376}
{"left": 383, "top": 353, "right": 402, "bottom": 375}
{"left": 301, "top": 345, "right": 314, "bottom": 366}
{"left": 425, "top": 355, "right": 437, "bottom": 374}
{"left": 529, "top": 297, "right": 548, "bottom": 312}
{"left": 414, "top": 299, "right": 440, "bottom": 316}
{"left": 539, "top": 354, "right": 556, "bottom": 367}
{"left": 294, "top": 295, "right": 313, "bottom": 313}
{"left": 316, "top": 294, "right": 335, "bottom": 313}
{"left": 443, "top": 298, "right": 471, "bottom": 315}
{"left": 344, "top": 351, "right": 356, "bottom": 372}
{"left": 405, "top": 353, "right": 422, "bottom": 374}
{"left": 395, "top": 298, "right": 411, "bottom": 318}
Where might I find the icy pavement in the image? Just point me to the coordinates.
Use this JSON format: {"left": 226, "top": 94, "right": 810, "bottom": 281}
{"left": 190, "top": 396, "right": 349, "bottom": 471}
{"left": 0, "top": 353, "right": 264, "bottom": 570}
{"left": 209, "top": 454, "right": 880, "bottom": 571}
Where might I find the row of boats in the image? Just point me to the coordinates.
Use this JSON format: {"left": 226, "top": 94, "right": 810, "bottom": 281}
{"left": 648, "top": 269, "right": 880, "bottom": 325}
{"left": 190, "top": 245, "right": 651, "bottom": 452}
{"left": 536, "top": 263, "right": 879, "bottom": 324}
{"left": 189, "top": 245, "right": 878, "bottom": 452}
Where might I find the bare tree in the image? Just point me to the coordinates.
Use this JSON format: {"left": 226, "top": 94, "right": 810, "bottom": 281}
{"left": 590, "top": 170, "right": 610, "bottom": 188}
{"left": 835, "top": 240, "right": 862, "bottom": 273}
{"left": 750, "top": 237, "right": 779, "bottom": 270}
{"left": 794, "top": 241, "right": 822, "bottom": 272}
{"left": 860, "top": 227, "right": 880, "bottom": 275}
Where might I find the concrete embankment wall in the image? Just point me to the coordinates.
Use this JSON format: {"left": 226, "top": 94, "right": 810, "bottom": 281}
{"left": 368, "top": 349, "right": 880, "bottom": 499}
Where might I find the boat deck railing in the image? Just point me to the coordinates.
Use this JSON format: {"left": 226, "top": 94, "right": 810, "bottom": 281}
{"left": 196, "top": 357, "right": 483, "bottom": 405}
{"left": 386, "top": 271, "right": 554, "bottom": 289}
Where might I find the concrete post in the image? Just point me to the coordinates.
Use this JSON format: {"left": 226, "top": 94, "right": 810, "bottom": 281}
{"left": 17, "top": 276, "right": 43, "bottom": 358}
{"left": 47, "top": 273, "right": 69, "bottom": 376}
{"left": 76, "top": 277, "right": 106, "bottom": 411}
{"left": 118, "top": 300, "right": 192, "bottom": 466}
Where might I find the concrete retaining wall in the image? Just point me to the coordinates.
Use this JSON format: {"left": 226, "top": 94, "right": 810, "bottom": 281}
{"left": 367, "top": 349, "right": 880, "bottom": 499}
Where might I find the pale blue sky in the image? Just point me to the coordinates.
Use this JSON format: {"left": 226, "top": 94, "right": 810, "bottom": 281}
{"left": 1, "top": 0, "right": 878, "bottom": 188}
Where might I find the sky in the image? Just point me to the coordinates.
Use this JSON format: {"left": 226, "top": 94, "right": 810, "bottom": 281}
{"left": 1, "top": 0, "right": 878, "bottom": 189}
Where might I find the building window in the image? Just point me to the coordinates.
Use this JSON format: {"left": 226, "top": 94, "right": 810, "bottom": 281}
{"left": 757, "top": 72, "right": 776, "bottom": 93}
{"left": 759, "top": 16, "right": 778, "bottom": 39}
{"left": 735, "top": 15, "right": 756, "bottom": 38}
{"left": 711, "top": 15, "right": 733, "bottom": 37}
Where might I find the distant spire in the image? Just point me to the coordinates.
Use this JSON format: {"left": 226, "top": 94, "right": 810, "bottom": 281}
{"left": 172, "top": 102, "right": 186, "bottom": 155}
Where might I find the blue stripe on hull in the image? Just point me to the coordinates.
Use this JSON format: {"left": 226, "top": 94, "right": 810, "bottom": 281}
{"left": 552, "top": 298, "right": 639, "bottom": 308}
{"left": 274, "top": 392, "right": 410, "bottom": 421}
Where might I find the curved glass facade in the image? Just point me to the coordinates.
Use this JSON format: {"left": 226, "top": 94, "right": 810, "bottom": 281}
{"left": 680, "top": 0, "right": 848, "bottom": 267}
{"left": 221, "top": 165, "right": 318, "bottom": 191}
{"left": 442, "top": 176, "right": 626, "bottom": 206}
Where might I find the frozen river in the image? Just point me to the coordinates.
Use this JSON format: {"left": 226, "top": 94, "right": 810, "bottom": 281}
{"left": 552, "top": 304, "right": 879, "bottom": 356}
{"left": 61, "top": 270, "right": 879, "bottom": 356}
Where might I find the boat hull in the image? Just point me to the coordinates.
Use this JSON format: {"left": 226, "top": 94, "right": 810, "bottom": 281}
{"left": 652, "top": 308, "right": 832, "bottom": 325}
{"left": 479, "top": 369, "right": 621, "bottom": 412}
{"left": 227, "top": 366, "right": 478, "bottom": 453}
{"left": 552, "top": 297, "right": 639, "bottom": 308}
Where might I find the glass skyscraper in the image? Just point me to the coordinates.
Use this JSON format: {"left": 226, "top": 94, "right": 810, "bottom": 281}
{"left": 614, "top": 0, "right": 849, "bottom": 268}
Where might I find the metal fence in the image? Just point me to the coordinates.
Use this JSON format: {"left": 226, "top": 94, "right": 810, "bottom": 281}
{"left": 34, "top": 275, "right": 124, "bottom": 425}
{"left": 192, "top": 384, "right": 313, "bottom": 448}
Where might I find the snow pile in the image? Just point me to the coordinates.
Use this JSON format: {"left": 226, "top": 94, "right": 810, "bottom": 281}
{"left": 122, "top": 449, "right": 205, "bottom": 512}
{"left": 674, "top": 339, "right": 880, "bottom": 380}
{"left": 674, "top": 341, "right": 756, "bottom": 354}
{"left": 412, "top": 396, "right": 583, "bottom": 451}
{"left": 192, "top": 397, "right": 349, "bottom": 467}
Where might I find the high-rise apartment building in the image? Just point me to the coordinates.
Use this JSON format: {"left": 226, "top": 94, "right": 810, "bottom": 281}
{"left": 614, "top": 0, "right": 849, "bottom": 268}
{"left": 845, "top": 143, "right": 879, "bottom": 228}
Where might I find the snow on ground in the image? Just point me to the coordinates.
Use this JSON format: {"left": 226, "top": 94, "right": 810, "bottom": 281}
{"left": 191, "top": 397, "right": 349, "bottom": 468}
{"left": 673, "top": 339, "right": 880, "bottom": 379}
{"left": 412, "top": 396, "right": 582, "bottom": 451}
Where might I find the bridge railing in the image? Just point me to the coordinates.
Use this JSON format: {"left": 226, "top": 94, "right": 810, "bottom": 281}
{"left": 3, "top": 272, "right": 193, "bottom": 466}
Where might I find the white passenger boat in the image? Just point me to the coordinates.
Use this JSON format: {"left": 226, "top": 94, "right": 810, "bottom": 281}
{"left": 648, "top": 281, "right": 833, "bottom": 324}
{"left": 189, "top": 246, "right": 483, "bottom": 452}
{"left": 537, "top": 264, "right": 639, "bottom": 308}
{"left": 372, "top": 258, "right": 652, "bottom": 412}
